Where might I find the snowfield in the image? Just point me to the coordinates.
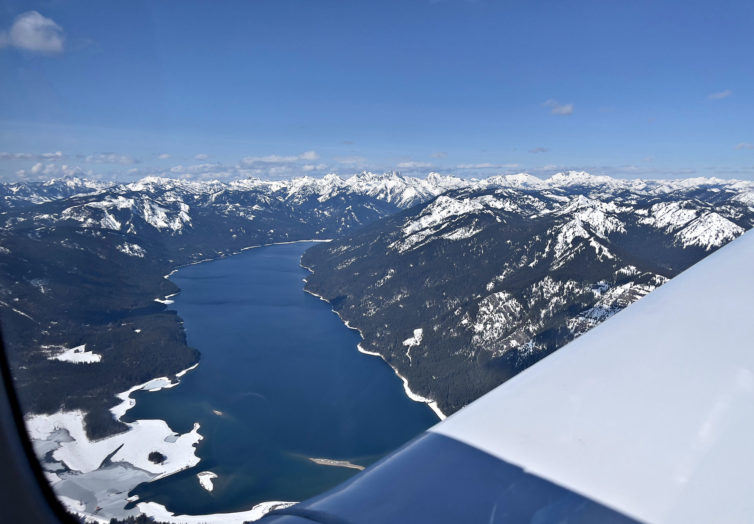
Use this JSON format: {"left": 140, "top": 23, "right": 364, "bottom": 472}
{"left": 25, "top": 365, "right": 202, "bottom": 521}
{"left": 44, "top": 344, "right": 102, "bottom": 364}
{"left": 197, "top": 471, "right": 218, "bottom": 492}
{"left": 137, "top": 500, "right": 297, "bottom": 523}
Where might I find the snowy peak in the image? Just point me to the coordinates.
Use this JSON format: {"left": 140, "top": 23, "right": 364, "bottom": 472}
{"left": 482, "top": 173, "right": 545, "bottom": 188}
{"left": 676, "top": 212, "right": 744, "bottom": 249}
{"left": 301, "top": 177, "right": 754, "bottom": 417}
{"left": 0, "top": 176, "right": 108, "bottom": 209}
{"left": 545, "top": 171, "right": 617, "bottom": 187}
{"left": 4, "top": 172, "right": 754, "bottom": 250}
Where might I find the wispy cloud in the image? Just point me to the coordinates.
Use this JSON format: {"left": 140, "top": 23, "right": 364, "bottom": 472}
{"left": 0, "top": 151, "right": 64, "bottom": 161}
{"left": 543, "top": 99, "right": 574, "bottom": 116}
{"left": 524, "top": 163, "right": 699, "bottom": 178}
{"left": 233, "top": 151, "right": 327, "bottom": 179}
{"left": 431, "top": 151, "right": 447, "bottom": 159}
{"left": 455, "top": 162, "right": 520, "bottom": 170}
{"left": 302, "top": 163, "right": 328, "bottom": 172}
{"left": 169, "top": 163, "right": 228, "bottom": 176}
{"left": 17, "top": 162, "right": 92, "bottom": 179}
{"left": 333, "top": 156, "right": 368, "bottom": 167}
{"left": 457, "top": 162, "right": 494, "bottom": 169}
{"left": 157, "top": 153, "right": 171, "bottom": 160}
{"left": 397, "top": 161, "right": 433, "bottom": 169}
{"left": 241, "top": 151, "right": 319, "bottom": 165}
{"left": 528, "top": 147, "right": 549, "bottom": 154}
{"left": 0, "top": 11, "right": 65, "bottom": 53}
{"left": 194, "top": 153, "right": 209, "bottom": 161}
{"left": 299, "top": 150, "right": 319, "bottom": 161}
{"left": 83, "top": 153, "right": 138, "bottom": 165}
{"left": 735, "top": 142, "right": 753, "bottom": 150}
{"left": 709, "top": 89, "right": 732, "bottom": 100}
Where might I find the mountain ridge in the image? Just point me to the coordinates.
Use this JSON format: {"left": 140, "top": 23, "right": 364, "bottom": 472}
{"left": 301, "top": 179, "right": 754, "bottom": 415}
{"left": 0, "top": 171, "right": 752, "bottom": 435}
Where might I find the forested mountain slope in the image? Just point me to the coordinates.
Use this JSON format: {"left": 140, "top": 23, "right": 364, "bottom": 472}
{"left": 302, "top": 174, "right": 754, "bottom": 415}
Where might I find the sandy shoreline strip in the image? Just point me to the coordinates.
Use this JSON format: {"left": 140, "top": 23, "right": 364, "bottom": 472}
{"left": 309, "top": 457, "right": 365, "bottom": 471}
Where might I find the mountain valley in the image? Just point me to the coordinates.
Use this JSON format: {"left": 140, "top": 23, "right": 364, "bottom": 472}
{"left": 1, "top": 171, "right": 752, "bottom": 436}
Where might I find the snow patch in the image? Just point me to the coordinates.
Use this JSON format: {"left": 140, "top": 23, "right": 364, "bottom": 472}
{"left": 45, "top": 344, "right": 102, "bottom": 364}
{"left": 137, "top": 500, "right": 297, "bottom": 523}
{"left": 676, "top": 213, "right": 744, "bottom": 250}
{"left": 197, "top": 471, "right": 218, "bottom": 492}
{"left": 117, "top": 242, "right": 146, "bottom": 257}
{"left": 402, "top": 328, "right": 424, "bottom": 347}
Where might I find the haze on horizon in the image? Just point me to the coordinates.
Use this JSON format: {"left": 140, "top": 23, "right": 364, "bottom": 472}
{"left": 1, "top": 0, "right": 752, "bottom": 183}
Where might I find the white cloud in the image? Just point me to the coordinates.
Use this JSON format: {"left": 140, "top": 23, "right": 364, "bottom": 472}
{"left": 529, "top": 147, "right": 549, "bottom": 154}
{"left": 299, "top": 150, "right": 319, "bottom": 161}
{"left": 22, "top": 162, "right": 90, "bottom": 178}
{"left": 0, "top": 151, "right": 64, "bottom": 161}
{"left": 163, "top": 154, "right": 330, "bottom": 181}
{"left": 523, "top": 163, "right": 699, "bottom": 178}
{"left": 543, "top": 99, "right": 574, "bottom": 116}
{"left": 242, "top": 154, "right": 293, "bottom": 164}
{"left": 84, "top": 153, "right": 137, "bottom": 165}
{"left": 456, "top": 162, "right": 493, "bottom": 169}
{"left": 431, "top": 151, "right": 447, "bottom": 159}
{"left": 0, "top": 11, "right": 64, "bottom": 53}
{"left": 735, "top": 143, "right": 753, "bottom": 150}
{"left": 333, "top": 155, "right": 367, "bottom": 166}
{"left": 301, "top": 163, "right": 328, "bottom": 172}
{"left": 194, "top": 153, "right": 209, "bottom": 160}
{"left": 163, "top": 162, "right": 239, "bottom": 181}
{"left": 157, "top": 153, "right": 171, "bottom": 160}
{"left": 241, "top": 151, "right": 319, "bottom": 165}
{"left": 0, "top": 152, "right": 32, "bottom": 160}
{"left": 397, "top": 161, "right": 432, "bottom": 169}
{"left": 41, "top": 151, "right": 64, "bottom": 160}
{"left": 455, "top": 162, "right": 520, "bottom": 170}
{"left": 169, "top": 163, "right": 220, "bottom": 174}
{"left": 709, "top": 89, "right": 732, "bottom": 100}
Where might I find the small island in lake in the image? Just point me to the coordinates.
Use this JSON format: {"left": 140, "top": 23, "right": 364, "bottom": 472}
{"left": 308, "top": 457, "right": 365, "bottom": 471}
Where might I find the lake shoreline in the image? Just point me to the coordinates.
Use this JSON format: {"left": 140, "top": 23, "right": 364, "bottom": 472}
{"left": 24, "top": 362, "right": 204, "bottom": 522}
{"left": 300, "top": 265, "right": 445, "bottom": 421}
{"left": 25, "top": 242, "right": 330, "bottom": 523}
{"left": 30, "top": 240, "right": 433, "bottom": 522}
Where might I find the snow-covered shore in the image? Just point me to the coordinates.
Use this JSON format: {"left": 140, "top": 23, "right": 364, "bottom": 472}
{"left": 43, "top": 343, "right": 103, "bottom": 364}
{"left": 301, "top": 281, "right": 446, "bottom": 421}
{"left": 25, "top": 364, "right": 205, "bottom": 522}
{"left": 26, "top": 360, "right": 300, "bottom": 523}
{"left": 357, "top": 343, "right": 446, "bottom": 420}
{"left": 137, "top": 500, "right": 296, "bottom": 523}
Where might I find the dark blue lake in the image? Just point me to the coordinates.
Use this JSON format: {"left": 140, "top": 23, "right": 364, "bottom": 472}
{"left": 124, "top": 242, "right": 438, "bottom": 515}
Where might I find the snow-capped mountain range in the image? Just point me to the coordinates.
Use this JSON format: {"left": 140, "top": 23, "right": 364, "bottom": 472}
{"left": 4, "top": 170, "right": 753, "bottom": 245}
{"left": 1, "top": 170, "right": 753, "bottom": 433}
{"left": 301, "top": 174, "right": 754, "bottom": 415}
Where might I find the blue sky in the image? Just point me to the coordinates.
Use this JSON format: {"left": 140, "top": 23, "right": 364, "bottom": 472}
{"left": 0, "top": 0, "right": 752, "bottom": 181}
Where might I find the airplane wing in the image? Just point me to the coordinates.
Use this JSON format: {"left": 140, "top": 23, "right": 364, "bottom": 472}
{"left": 0, "top": 231, "right": 751, "bottom": 523}
{"left": 261, "top": 229, "right": 754, "bottom": 524}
